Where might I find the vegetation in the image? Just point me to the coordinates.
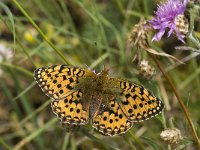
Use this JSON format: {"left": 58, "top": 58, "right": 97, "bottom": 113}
{"left": 0, "top": 0, "right": 200, "bottom": 149}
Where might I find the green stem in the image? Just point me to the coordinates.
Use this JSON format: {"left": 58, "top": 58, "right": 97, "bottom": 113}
{"left": 1, "top": 62, "right": 33, "bottom": 77}
{"left": 152, "top": 55, "right": 200, "bottom": 149}
{"left": 0, "top": 138, "right": 12, "bottom": 150}
{"left": 13, "top": 118, "right": 57, "bottom": 150}
{"left": 12, "top": 0, "right": 71, "bottom": 65}
{"left": 128, "top": 131, "right": 146, "bottom": 150}
{"left": 188, "top": 33, "right": 200, "bottom": 49}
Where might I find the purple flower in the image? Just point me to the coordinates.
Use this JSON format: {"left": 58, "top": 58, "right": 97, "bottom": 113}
{"left": 148, "top": 0, "right": 188, "bottom": 43}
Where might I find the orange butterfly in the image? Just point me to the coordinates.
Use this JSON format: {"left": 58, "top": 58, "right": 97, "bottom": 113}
{"left": 34, "top": 65, "right": 164, "bottom": 136}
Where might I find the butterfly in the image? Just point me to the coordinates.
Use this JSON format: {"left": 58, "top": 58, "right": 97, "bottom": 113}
{"left": 34, "top": 65, "right": 164, "bottom": 136}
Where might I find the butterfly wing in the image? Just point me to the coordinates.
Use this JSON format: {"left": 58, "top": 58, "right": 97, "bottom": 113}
{"left": 61, "top": 122, "right": 81, "bottom": 132}
{"left": 34, "top": 65, "right": 95, "bottom": 100}
{"left": 92, "top": 96, "right": 133, "bottom": 136}
{"left": 34, "top": 65, "right": 96, "bottom": 126}
{"left": 109, "top": 78, "right": 164, "bottom": 122}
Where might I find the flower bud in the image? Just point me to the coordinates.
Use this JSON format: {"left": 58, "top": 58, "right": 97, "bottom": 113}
{"left": 160, "top": 128, "right": 182, "bottom": 144}
{"left": 137, "top": 60, "right": 155, "bottom": 80}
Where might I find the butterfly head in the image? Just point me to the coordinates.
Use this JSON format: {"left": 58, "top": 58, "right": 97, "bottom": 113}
{"left": 97, "top": 68, "right": 109, "bottom": 77}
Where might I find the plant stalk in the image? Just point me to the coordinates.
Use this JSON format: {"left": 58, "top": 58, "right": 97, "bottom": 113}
{"left": 12, "top": 0, "right": 71, "bottom": 65}
{"left": 152, "top": 55, "right": 200, "bottom": 149}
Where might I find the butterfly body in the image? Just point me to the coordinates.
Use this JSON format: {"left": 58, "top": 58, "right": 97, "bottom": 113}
{"left": 34, "top": 65, "right": 164, "bottom": 136}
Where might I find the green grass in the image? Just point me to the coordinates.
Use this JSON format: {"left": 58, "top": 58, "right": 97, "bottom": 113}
{"left": 0, "top": 0, "right": 200, "bottom": 149}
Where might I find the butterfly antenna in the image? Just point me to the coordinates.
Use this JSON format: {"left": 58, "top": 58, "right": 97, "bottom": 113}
{"left": 103, "top": 64, "right": 106, "bottom": 70}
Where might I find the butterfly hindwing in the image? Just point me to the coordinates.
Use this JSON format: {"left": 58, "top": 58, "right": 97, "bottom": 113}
{"left": 51, "top": 89, "right": 89, "bottom": 125}
{"left": 92, "top": 96, "right": 133, "bottom": 136}
{"left": 61, "top": 122, "right": 81, "bottom": 132}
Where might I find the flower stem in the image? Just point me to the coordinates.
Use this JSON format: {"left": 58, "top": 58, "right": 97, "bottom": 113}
{"left": 152, "top": 55, "right": 200, "bottom": 149}
{"left": 12, "top": 0, "right": 71, "bottom": 65}
{"left": 188, "top": 33, "right": 200, "bottom": 49}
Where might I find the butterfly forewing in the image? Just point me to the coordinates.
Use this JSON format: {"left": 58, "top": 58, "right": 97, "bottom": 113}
{"left": 34, "top": 65, "right": 95, "bottom": 100}
{"left": 109, "top": 79, "right": 164, "bottom": 122}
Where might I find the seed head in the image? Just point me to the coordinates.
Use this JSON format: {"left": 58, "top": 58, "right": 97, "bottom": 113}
{"left": 127, "top": 20, "right": 149, "bottom": 50}
{"left": 160, "top": 128, "right": 182, "bottom": 144}
{"left": 137, "top": 60, "right": 155, "bottom": 80}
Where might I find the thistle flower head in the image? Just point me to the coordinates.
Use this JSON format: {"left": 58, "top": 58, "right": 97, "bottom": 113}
{"left": 148, "top": 0, "right": 189, "bottom": 43}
